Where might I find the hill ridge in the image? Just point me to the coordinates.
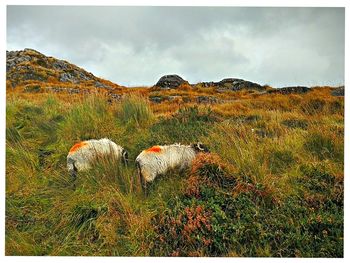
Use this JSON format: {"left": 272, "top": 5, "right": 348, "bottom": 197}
{"left": 6, "top": 48, "right": 120, "bottom": 91}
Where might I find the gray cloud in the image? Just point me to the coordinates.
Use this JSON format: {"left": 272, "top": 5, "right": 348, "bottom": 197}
{"left": 7, "top": 6, "right": 344, "bottom": 87}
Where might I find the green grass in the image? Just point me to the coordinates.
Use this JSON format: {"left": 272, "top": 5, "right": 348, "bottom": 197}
{"left": 5, "top": 93, "right": 344, "bottom": 257}
{"left": 116, "top": 94, "right": 154, "bottom": 127}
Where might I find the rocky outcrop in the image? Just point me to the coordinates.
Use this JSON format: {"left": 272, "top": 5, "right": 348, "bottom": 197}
{"left": 24, "top": 84, "right": 42, "bottom": 93}
{"left": 196, "top": 96, "right": 219, "bottom": 104}
{"left": 149, "top": 95, "right": 182, "bottom": 103}
{"left": 331, "top": 86, "right": 344, "bottom": 97}
{"left": 154, "top": 74, "right": 188, "bottom": 89}
{"left": 149, "top": 95, "right": 222, "bottom": 104}
{"left": 6, "top": 48, "right": 38, "bottom": 71}
{"left": 45, "top": 86, "right": 87, "bottom": 94}
{"left": 200, "top": 78, "right": 265, "bottom": 92}
{"left": 6, "top": 48, "right": 118, "bottom": 90}
{"left": 267, "top": 86, "right": 310, "bottom": 95}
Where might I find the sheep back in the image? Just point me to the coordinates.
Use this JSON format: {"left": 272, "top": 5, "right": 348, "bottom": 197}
{"left": 136, "top": 144, "right": 196, "bottom": 182}
{"left": 67, "top": 138, "right": 124, "bottom": 173}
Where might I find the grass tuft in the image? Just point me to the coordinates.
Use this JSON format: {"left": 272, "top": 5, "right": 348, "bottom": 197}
{"left": 117, "top": 94, "right": 154, "bottom": 127}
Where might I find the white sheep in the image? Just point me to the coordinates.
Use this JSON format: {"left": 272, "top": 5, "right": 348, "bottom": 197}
{"left": 67, "top": 138, "right": 128, "bottom": 178}
{"left": 135, "top": 142, "right": 209, "bottom": 189}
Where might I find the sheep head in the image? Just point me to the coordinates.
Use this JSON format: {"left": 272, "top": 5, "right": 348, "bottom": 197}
{"left": 191, "top": 142, "right": 210, "bottom": 153}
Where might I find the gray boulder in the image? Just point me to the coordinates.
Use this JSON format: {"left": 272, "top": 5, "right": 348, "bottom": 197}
{"left": 59, "top": 72, "right": 79, "bottom": 83}
{"left": 331, "top": 86, "right": 344, "bottom": 97}
{"left": 155, "top": 74, "right": 188, "bottom": 89}
{"left": 52, "top": 60, "right": 70, "bottom": 71}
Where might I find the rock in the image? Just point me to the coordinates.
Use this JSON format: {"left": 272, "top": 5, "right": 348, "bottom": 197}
{"left": 76, "top": 70, "right": 92, "bottom": 81}
{"left": 22, "top": 71, "right": 47, "bottom": 82}
{"left": 331, "top": 86, "right": 344, "bottom": 97}
{"left": 196, "top": 96, "right": 219, "bottom": 104}
{"left": 24, "top": 85, "right": 41, "bottom": 93}
{"left": 6, "top": 48, "right": 120, "bottom": 89}
{"left": 200, "top": 81, "right": 216, "bottom": 88}
{"left": 149, "top": 95, "right": 181, "bottom": 103}
{"left": 59, "top": 72, "right": 79, "bottom": 83}
{"left": 155, "top": 74, "right": 188, "bottom": 89}
{"left": 268, "top": 86, "right": 310, "bottom": 94}
{"left": 45, "top": 86, "right": 84, "bottom": 94}
{"left": 52, "top": 60, "right": 70, "bottom": 71}
{"left": 6, "top": 53, "right": 33, "bottom": 71}
{"left": 167, "top": 95, "right": 182, "bottom": 102}
{"left": 149, "top": 96, "right": 164, "bottom": 103}
{"left": 23, "top": 48, "right": 44, "bottom": 56}
{"left": 58, "top": 69, "right": 92, "bottom": 83}
{"left": 200, "top": 78, "right": 265, "bottom": 92}
{"left": 107, "top": 93, "right": 122, "bottom": 104}
{"left": 218, "top": 78, "right": 245, "bottom": 88}
{"left": 94, "top": 81, "right": 112, "bottom": 90}
{"left": 108, "top": 93, "right": 122, "bottom": 100}
{"left": 149, "top": 95, "right": 220, "bottom": 104}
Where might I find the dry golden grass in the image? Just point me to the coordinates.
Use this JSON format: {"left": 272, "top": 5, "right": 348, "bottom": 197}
{"left": 5, "top": 84, "right": 344, "bottom": 256}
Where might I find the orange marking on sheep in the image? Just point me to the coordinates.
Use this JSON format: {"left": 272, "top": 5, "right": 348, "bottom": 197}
{"left": 69, "top": 141, "right": 88, "bottom": 153}
{"left": 146, "top": 146, "right": 162, "bottom": 153}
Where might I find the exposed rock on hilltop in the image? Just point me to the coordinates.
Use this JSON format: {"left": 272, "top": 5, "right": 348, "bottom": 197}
{"left": 200, "top": 78, "right": 266, "bottom": 92}
{"left": 6, "top": 48, "right": 119, "bottom": 90}
{"left": 154, "top": 75, "right": 266, "bottom": 92}
{"left": 267, "top": 86, "right": 310, "bottom": 95}
{"left": 331, "top": 86, "right": 344, "bottom": 97}
{"left": 154, "top": 74, "right": 189, "bottom": 89}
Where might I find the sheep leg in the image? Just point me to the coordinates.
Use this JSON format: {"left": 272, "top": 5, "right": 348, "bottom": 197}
{"left": 67, "top": 158, "right": 78, "bottom": 181}
{"left": 136, "top": 162, "right": 147, "bottom": 193}
{"left": 141, "top": 175, "right": 147, "bottom": 194}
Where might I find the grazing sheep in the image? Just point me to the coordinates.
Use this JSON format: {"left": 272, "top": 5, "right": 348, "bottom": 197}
{"left": 135, "top": 143, "right": 209, "bottom": 189}
{"left": 67, "top": 138, "right": 128, "bottom": 178}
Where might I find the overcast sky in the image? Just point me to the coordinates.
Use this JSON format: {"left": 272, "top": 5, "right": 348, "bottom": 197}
{"left": 6, "top": 6, "right": 345, "bottom": 87}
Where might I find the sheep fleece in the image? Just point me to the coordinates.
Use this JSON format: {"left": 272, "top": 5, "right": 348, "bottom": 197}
{"left": 136, "top": 144, "right": 197, "bottom": 182}
{"left": 67, "top": 138, "right": 124, "bottom": 172}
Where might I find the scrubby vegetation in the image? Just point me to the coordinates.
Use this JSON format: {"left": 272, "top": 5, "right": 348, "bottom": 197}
{"left": 5, "top": 87, "right": 344, "bottom": 257}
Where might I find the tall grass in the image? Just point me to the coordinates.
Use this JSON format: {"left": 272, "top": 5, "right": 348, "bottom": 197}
{"left": 5, "top": 90, "right": 344, "bottom": 256}
{"left": 116, "top": 94, "right": 154, "bottom": 127}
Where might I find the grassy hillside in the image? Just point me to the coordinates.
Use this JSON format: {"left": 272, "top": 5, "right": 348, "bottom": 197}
{"left": 5, "top": 88, "right": 344, "bottom": 256}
